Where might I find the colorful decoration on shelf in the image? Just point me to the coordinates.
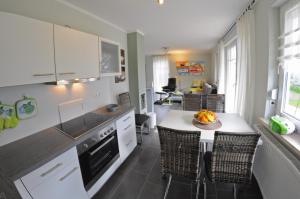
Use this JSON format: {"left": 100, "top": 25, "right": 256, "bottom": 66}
{"left": 0, "top": 102, "right": 19, "bottom": 131}
{"left": 16, "top": 96, "right": 38, "bottom": 120}
{"left": 176, "top": 61, "right": 206, "bottom": 76}
{"left": 115, "top": 49, "right": 126, "bottom": 83}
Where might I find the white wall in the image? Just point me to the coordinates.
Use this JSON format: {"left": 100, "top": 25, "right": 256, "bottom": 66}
{"left": 0, "top": 0, "right": 129, "bottom": 146}
{"left": 168, "top": 51, "right": 212, "bottom": 90}
{"left": 254, "top": 126, "right": 300, "bottom": 199}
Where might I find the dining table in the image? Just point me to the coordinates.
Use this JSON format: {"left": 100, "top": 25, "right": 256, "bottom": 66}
{"left": 159, "top": 110, "right": 262, "bottom": 145}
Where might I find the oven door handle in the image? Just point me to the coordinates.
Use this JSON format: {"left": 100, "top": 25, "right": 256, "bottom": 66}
{"left": 89, "top": 136, "right": 115, "bottom": 156}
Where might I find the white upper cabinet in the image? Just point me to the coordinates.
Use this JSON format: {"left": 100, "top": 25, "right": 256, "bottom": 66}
{"left": 0, "top": 12, "right": 55, "bottom": 87}
{"left": 100, "top": 39, "right": 121, "bottom": 76}
{"left": 54, "top": 25, "right": 100, "bottom": 81}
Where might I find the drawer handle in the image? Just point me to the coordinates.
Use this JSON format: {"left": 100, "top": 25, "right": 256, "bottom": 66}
{"left": 126, "top": 140, "right": 133, "bottom": 147}
{"left": 124, "top": 124, "right": 131, "bottom": 131}
{"left": 40, "top": 163, "right": 63, "bottom": 177}
{"left": 58, "top": 72, "right": 76, "bottom": 75}
{"left": 59, "top": 167, "right": 78, "bottom": 182}
{"left": 123, "top": 116, "right": 131, "bottom": 122}
{"left": 33, "top": 73, "right": 54, "bottom": 77}
{"left": 89, "top": 137, "right": 115, "bottom": 156}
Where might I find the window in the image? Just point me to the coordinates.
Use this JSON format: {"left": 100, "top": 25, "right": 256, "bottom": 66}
{"left": 280, "top": 4, "right": 300, "bottom": 121}
{"left": 153, "top": 55, "right": 169, "bottom": 92}
{"left": 225, "top": 41, "right": 238, "bottom": 113}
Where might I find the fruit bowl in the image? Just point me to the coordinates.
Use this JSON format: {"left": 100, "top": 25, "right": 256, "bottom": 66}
{"left": 193, "top": 110, "right": 217, "bottom": 125}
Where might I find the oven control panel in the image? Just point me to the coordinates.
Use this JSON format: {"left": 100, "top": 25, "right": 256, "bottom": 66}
{"left": 77, "top": 123, "right": 116, "bottom": 155}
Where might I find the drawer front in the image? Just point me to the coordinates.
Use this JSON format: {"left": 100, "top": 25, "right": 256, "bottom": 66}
{"left": 29, "top": 163, "right": 88, "bottom": 199}
{"left": 118, "top": 123, "right": 137, "bottom": 161}
{"left": 21, "top": 147, "right": 78, "bottom": 191}
{"left": 116, "top": 111, "right": 135, "bottom": 131}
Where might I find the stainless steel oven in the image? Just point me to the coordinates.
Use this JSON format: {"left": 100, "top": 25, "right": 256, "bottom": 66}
{"left": 77, "top": 123, "right": 119, "bottom": 190}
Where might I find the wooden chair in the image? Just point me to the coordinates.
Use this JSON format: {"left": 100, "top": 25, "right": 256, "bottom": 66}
{"left": 118, "top": 92, "right": 150, "bottom": 144}
{"left": 206, "top": 94, "right": 225, "bottom": 113}
{"left": 203, "top": 132, "right": 261, "bottom": 199}
{"left": 157, "top": 126, "right": 202, "bottom": 199}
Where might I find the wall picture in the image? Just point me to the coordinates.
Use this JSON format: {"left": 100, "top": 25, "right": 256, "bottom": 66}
{"left": 176, "top": 61, "right": 206, "bottom": 76}
{"left": 120, "top": 49, "right": 125, "bottom": 66}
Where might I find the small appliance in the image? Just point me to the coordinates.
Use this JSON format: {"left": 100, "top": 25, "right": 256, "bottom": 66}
{"left": 269, "top": 115, "right": 296, "bottom": 135}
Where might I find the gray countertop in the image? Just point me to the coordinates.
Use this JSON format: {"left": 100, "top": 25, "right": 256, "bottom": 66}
{"left": 0, "top": 104, "right": 134, "bottom": 195}
{"left": 0, "top": 127, "right": 75, "bottom": 181}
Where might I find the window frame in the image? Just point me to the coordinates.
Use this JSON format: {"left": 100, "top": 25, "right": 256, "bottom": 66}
{"left": 278, "top": 0, "right": 300, "bottom": 132}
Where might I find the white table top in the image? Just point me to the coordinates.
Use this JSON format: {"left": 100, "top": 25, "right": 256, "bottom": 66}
{"left": 159, "top": 110, "right": 256, "bottom": 143}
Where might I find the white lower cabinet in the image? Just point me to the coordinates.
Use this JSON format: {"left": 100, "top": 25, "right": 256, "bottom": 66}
{"left": 28, "top": 165, "right": 87, "bottom": 199}
{"left": 16, "top": 147, "right": 88, "bottom": 199}
{"left": 116, "top": 111, "right": 137, "bottom": 162}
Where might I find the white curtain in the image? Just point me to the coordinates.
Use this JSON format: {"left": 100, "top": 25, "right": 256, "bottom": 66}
{"left": 153, "top": 55, "right": 169, "bottom": 92}
{"left": 235, "top": 10, "right": 256, "bottom": 124}
{"left": 217, "top": 41, "right": 226, "bottom": 94}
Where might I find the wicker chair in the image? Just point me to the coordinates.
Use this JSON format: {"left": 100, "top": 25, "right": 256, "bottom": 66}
{"left": 183, "top": 93, "right": 202, "bottom": 111}
{"left": 206, "top": 94, "right": 225, "bottom": 113}
{"left": 118, "top": 92, "right": 150, "bottom": 144}
{"left": 203, "top": 132, "right": 261, "bottom": 199}
{"left": 157, "top": 126, "right": 202, "bottom": 199}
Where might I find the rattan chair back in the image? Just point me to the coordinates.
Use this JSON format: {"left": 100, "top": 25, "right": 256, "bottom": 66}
{"left": 208, "top": 132, "right": 260, "bottom": 184}
{"left": 157, "top": 126, "right": 201, "bottom": 181}
{"left": 183, "top": 93, "right": 202, "bottom": 111}
{"left": 206, "top": 94, "right": 225, "bottom": 113}
{"left": 119, "top": 92, "right": 131, "bottom": 107}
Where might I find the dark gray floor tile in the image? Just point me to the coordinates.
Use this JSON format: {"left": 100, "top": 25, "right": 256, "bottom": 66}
{"left": 147, "top": 157, "right": 165, "bottom": 184}
{"left": 138, "top": 181, "right": 166, "bottom": 199}
{"left": 142, "top": 131, "right": 161, "bottom": 149}
{"left": 216, "top": 190, "right": 235, "bottom": 199}
{"left": 110, "top": 170, "right": 147, "bottom": 199}
{"left": 132, "top": 146, "right": 160, "bottom": 174}
{"left": 215, "top": 183, "right": 234, "bottom": 191}
{"left": 167, "top": 181, "right": 192, "bottom": 199}
{"left": 191, "top": 180, "right": 216, "bottom": 196}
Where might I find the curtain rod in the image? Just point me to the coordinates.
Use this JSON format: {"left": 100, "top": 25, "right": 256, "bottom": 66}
{"left": 220, "top": 0, "right": 258, "bottom": 42}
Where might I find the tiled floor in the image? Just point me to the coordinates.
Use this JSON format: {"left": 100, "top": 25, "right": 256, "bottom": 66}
{"left": 93, "top": 104, "right": 263, "bottom": 199}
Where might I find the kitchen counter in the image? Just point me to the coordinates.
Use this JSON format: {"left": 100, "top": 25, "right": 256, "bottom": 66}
{"left": 0, "top": 104, "right": 134, "bottom": 198}
{"left": 0, "top": 128, "right": 75, "bottom": 181}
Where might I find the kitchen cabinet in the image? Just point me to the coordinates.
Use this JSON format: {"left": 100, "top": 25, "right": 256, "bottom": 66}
{"left": 0, "top": 12, "right": 55, "bottom": 87}
{"left": 54, "top": 25, "right": 100, "bottom": 81}
{"left": 100, "top": 39, "right": 121, "bottom": 76}
{"left": 116, "top": 111, "right": 137, "bottom": 162}
{"left": 16, "top": 147, "right": 88, "bottom": 199}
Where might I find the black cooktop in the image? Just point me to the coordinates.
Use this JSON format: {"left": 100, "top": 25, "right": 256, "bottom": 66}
{"left": 55, "top": 113, "right": 109, "bottom": 139}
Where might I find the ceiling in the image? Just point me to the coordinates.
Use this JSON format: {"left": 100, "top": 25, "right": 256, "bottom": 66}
{"left": 63, "top": 0, "right": 250, "bottom": 55}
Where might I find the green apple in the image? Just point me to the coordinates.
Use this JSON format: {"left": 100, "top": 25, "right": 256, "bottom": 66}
{"left": 4, "top": 118, "right": 11, "bottom": 129}
{"left": 0, "top": 117, "right": 4, "bottom": 132}
{"left": 10, "top": 117, "right": 19, "bottom": 128}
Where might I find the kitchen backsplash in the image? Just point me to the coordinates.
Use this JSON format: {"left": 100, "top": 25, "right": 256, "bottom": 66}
{"left": 0, "top": 76, "right": 129, "bottom": 146}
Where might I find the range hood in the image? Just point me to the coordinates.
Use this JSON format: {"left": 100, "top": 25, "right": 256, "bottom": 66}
{"left": 46, "top": 77, "right": 99, "bottom": 85}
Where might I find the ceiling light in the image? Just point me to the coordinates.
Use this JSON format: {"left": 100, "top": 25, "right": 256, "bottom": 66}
{"left": 157, "top": 0, "right": 164, "bottom": 5}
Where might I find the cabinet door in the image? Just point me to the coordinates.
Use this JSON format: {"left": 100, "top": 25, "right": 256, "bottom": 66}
{"left": 100, "top": 39, "right": 121, "bottom": 76}
{"left": 0, "top": 12, "right": 55, "bottom": 87}
{"left": 29, "top": 164, "right": 88, "bottom": 199}
{"left": 54, "top": 25, "right": 100, "bottom": 81}
{"left": 116, "top": 111, "right": 137, "bottom": 162}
